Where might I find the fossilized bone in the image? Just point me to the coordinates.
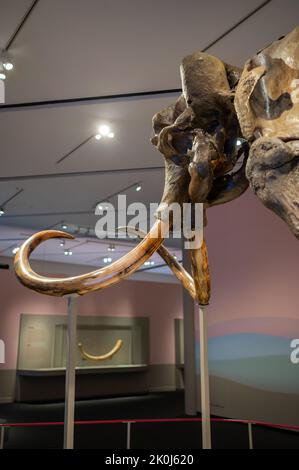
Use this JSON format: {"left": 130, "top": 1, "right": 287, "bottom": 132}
{"left": 235, "top": 27, "right": 299, "bottom": 239}
{"left": 14, "top": 27, "right": 299, "bottom": 305}
{"left": 78, "top": 339, "right": 123, "bottom": 361}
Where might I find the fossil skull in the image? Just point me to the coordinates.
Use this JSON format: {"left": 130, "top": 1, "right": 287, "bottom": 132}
{"left": 152, "top": 52, "right": 249, "bottom": 225}
{"left": 235, "top": 27, "right": 299, "bottom": 239}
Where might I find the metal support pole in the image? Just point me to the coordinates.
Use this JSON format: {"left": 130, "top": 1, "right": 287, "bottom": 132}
{"left": 63, "top": 294, "right": 78, "bottom": 450}
{"left": 182, "top": 245, "right": 197, "bottom": 416}
{"left": 126, "top": 421, "right": 134, "bottom": 449}
{"left": 248, "top": 422, "right": 254, "bottom": 449}
{"left": 198, "top": 304, "right": 212, "bottom": 449}
{"left": 0, "top": 426, "right": 5, "bottom": 449}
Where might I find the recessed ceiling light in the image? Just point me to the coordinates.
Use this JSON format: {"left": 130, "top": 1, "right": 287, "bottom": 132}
{"left": 107, "top": 132, "right": 114, "bottom": 139}
{"left": 12, "top": 247, "right": 19, "bottom": 254}
{"left": 0, "top": 73, "right": 6, "bottom": 80}
{"left": 136, "top": 185, "right": 142, "bottom": 192}
{"left": 60, "top": 240, "right": 65, "bottom": 247}
{"left": 144, "top": 261, "right": 151, "bottom": 266}
{"left": 64, "top": 249, "right": 73, "bottom": 256}
{"left": 3, "top": 62, "right": 13, "bottom": 71}
{"left": 95, "top": 134, "right": 102, "bottom": 140}
{"left": 0, "top": 208, "right": 5, "bottom": 216}
{"left": 108, "top": 244, "right": 115, "bottom": 252}
{"left": 99, "top": 125, "right": 110, "bottom": 136}
{"left": 103, "top": 257, "right": 112, "bottom": 264}
{"left": 62, "top": 224, "right": 68, "bottom": 230}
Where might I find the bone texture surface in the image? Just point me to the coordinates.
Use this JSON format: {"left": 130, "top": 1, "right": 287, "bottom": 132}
{"left": 235, "top": 27, "right": 299, "bottom": 239}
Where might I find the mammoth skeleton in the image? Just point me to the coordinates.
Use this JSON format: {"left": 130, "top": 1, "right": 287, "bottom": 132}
{"left": 14, "top": 27, "right": 299, "bottom": 303}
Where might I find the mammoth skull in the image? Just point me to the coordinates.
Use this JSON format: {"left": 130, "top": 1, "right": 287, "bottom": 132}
{"left": 14, "top": 27, "right": 299, "bottom": 302}
{"left": 235, "top": 27, "right": 299, "bottom": 239}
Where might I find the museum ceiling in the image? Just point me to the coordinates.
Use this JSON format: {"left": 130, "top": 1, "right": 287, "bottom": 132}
{"left": 0, "top": 0, "right": 298, "bottom": 275}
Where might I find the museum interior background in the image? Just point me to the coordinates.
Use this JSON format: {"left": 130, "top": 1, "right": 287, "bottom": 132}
{"left": 0, "top": 0, "right": 299, "bottom": 445}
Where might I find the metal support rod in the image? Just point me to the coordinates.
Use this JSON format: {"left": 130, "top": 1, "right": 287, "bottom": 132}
{"left": 0, "top": 80, "right": 4, "bottom": 105}
{"left": 126, "top": 421, "right": 134, "bottom": 449}
{"left": 182, "top": 244, "right": 197, "bottom": 416}
{"left": 0, "top": 426, "right": 5, "bottom": 449}
{"left": 198, "top": 304, "right": 212, "bottom": 449}
{"left": 248, "top": 422, "right": 254, "bottom": 449}
{"left": 63, "top": 295, "right": 78, "bottom": 450}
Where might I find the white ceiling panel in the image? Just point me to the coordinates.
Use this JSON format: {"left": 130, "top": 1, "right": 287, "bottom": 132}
{"left": 0, "top": 94, "right": 174, "bottom": 177}
{"left": 0, "top": 0, "right": 32, "bottom": 48}
{"left": 3, "top": 0, "right": 264, "bottom": 103}
{"left": 208, "top": 0, "right": 299, "bottom": 65}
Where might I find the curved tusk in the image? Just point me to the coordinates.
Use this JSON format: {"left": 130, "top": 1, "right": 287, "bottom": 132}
{"left": 119, "top": 226, "right": 210, "bottom": 305}
{"left": 118, "top": 226, "right": 196, "bottom": 300}
{"left": 190, "top": 243, "right": 210, "bottom": 306}
{"left": 14, "top": 220, "right": 166, "bottom": 297}
{"left": 78, "top": 339, "right": 123, "bottom": 361}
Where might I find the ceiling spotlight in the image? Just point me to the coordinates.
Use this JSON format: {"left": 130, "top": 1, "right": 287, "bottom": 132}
{"left": 107, "top": 132, "right": 114, "bottom": 139}
{"left": 0, "top": 73, "right": 6, "bottom": 80}
{"left": 144, "top": 261, "right": 155, "bottom": 266}
{"left": 136, "top": 185, "right": 142, "bottom": 192}
{"left": 12, "top": 247, "right": 19, "bottom": 254}
{"left": 60, "top": 239, "right": 65, "bottom": 247}
{"left": 99, "top": 125, "right": 110, "bottom": 136}
{"left": 61, "top": 223, "right": 68, "bottom": 230}
{"left": 64, "top": 249, "right": 73, "bottom": 256}
{"left": 1, "top": 50, "right": 14, "bottom": 72}
{"left": 0, "top": 208, "right": 5, "bottom": 216}
{"left": 103, "top": 257, "right": 112, "bottom": 264}
{"left": 3, "top": 62, "right": 13, "bottom": 71}
{"left": 95, "top": 134, "right": 102, "bottom": 140}
{"left": 108, "top": 244, "right": 115, "bottom": 252}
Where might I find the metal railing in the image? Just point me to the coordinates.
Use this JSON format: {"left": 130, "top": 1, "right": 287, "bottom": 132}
{"left": 0, "top": 416, "right": 298, "bottom": 449}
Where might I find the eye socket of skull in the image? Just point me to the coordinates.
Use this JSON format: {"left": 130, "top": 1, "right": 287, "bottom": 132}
{"left": 170, "top": 131, "right": 193, "bottom": 156}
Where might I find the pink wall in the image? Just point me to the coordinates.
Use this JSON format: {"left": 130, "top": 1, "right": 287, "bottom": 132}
{"left": 206, "top": 191, "right": 299, "bottom": 333}
{"left": 0, "top": 190, "right": 298, "bottom": 371}
{"left": 0, "top": 272, "right": 182, "bottom": 370}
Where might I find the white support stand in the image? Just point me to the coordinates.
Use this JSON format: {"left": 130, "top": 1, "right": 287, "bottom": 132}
{"left": 63, "top": 295, "right": 78, "bottom": 450}
{"left": 126, "top": 421, "right": 135, "bottom": 449}
{"left": 182, "top": 245, "right": 197, "bottom": 416}
{"left": 0, "top": 426, "right": 4, "bottom": 449}
{"left": 248, "top": 422, "right": 254, "bottom": 449}
{"left": 198, "top": 304, "right": 212, "bottom": 449}
{"left": 0, "top": 80, "right": 4, "bottom": 104}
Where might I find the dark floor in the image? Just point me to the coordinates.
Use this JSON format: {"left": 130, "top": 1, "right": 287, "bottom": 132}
{"left": 0, "top": 391, "right": 298, "bottom": 449}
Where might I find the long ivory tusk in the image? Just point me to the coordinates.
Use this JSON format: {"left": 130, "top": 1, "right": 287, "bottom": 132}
{"left": 78, "top": 339, "right": 123, "bottom": 361}
{"left": 190, "top": 243, "right": 210, "bottom": 305}
{"left": 14, "top": 220, "right": 166, "bottom": 297}
{"left": 119, "top": 226, "right": 210, "bottom": 305}
{"left": 118, "top": 226, "right": 196, "bottom": 300}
